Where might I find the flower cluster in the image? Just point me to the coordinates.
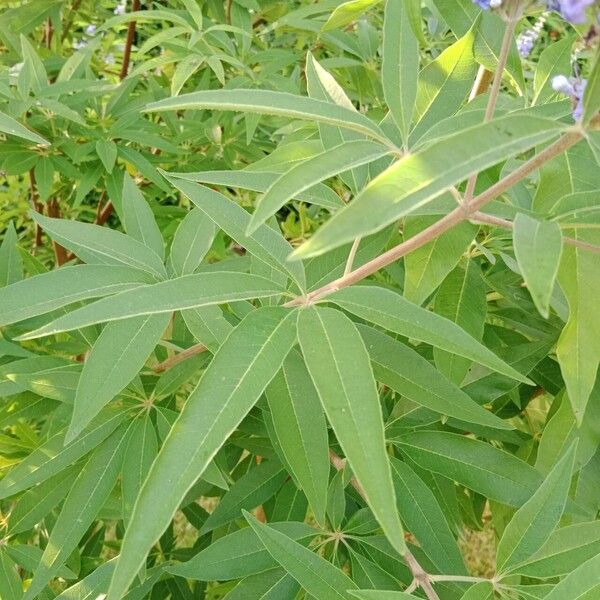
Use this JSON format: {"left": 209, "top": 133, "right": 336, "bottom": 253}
{"left": 552, "top": 74, "right": 588, "bottom": 119}
{"left": 516, "top": 13, "right": 547, "bottom": 57}
{"left": 473, "top": 0, "right": 597, "bottom": 23}
{"left": 114, "top": 0, "right": 127, "bottom": 15}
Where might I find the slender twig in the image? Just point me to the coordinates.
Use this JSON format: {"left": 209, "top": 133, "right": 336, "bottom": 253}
{"left": 344, "top": 237, "right": 361, "bottom": 276}
{"left": 46, "top": 199, "right": 69, "bottom": 265}
{"left": 464, "top": 17, "right": 518, "bottom": 204}
{"left": 28, "top": 169, "right": 44, "bottom": 250}
{"left": 470, "top": 211, "right": 600, "bottom": 254}
{"left": 328, "top": 449, "right": 440, "bottom": 600}
{"left": 153, "top": 343, "right": 207, "bottom": 373}
{"left": 284, "top": 130, "right": 584, "bottom": 308}
{"left": 119, "top": 0, "right": 141, "bottom": 80}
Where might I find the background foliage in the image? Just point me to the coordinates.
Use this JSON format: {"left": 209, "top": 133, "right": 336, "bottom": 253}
{"left": 0, "top": 0, "right": 600, "bottom": 599}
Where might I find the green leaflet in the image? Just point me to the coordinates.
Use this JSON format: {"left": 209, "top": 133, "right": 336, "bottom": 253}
{"left": 513, "top": 213, "right": 563, "bottom": 319}
{"left": 122, "top": 416, "right": 158, "bottom": 525}
{"left": 145, "top": 89, "right": 392, "bottom": 147}
{"left": 360, "top": 325, "right": 511, "bottom": 430}
{"left": 0, "top": 264, "right": 154, "bottom": 326}
{"left": 266, "top": 351, "right": 330, "bottom": 526}
{"left": 328, "top": 286, "right": 530, "bottom": 383}
{"left": 0, "top": 407, "right": 127, "bottom": 499}
{"left": 541, "top": 552, "right": 600, "bottom": 600}
{"left": 96, "top": 139, "right": 117, "bottom": 173}
{"left": 24, "top": 422, "right": 131, "bottom": 600}
{"left": 248, "top": 140, "right": 390, "bottom": 233}
{"left": 68, "top": 314, "right": 169, "bottom": 441}
{"left": 106, "top": 307, "right": 297, "bottom": 600}
{"left": 459, "top": 583, "right": 494, "bottom": 599}
{"left": 182, "top": 305, "right": 233, "bottom": 353}
{"left": 244, "top": 511, "right": 359, "bottom": 600}
{"left": 433, "top": 261, "right": 487, "bottom": 385}
{"left": 169, "top": 207, "right": 216, "bottom": 276}
{"left": 0, "top": 222, "right": 22, "bottom": 287}
{"left": 556, "top": 228, "right": 600, "bottom": 423}
{"left": 390, "top": 457, "right": 466, "bottom": 574}
{"left": 496, "top": 442, "right": 577, "bottom": 573}
{"left": 507, "top": 521, "right": 600, "bottom": 578}
{"left": 223, "top": 569, "right": 300, "bottom": 600}
{"left": 166, "top": 170, "right": 343, "bottom": 211}
{"left": 382, "top": 0, "right": 418, "bottom": 143}
{"left": 0, "top": 550, "right": 23, "bottom": 600}
{"left": 349, "top": 592, "right": 420, "bottom": 600}
{"left": 321, "top": 0, "right": 382, "bottom": 31}
{"left": 395, "top": 431, "right": 542, "bottom": 507}
{"left": 0, "top": 109, "right": 49, "bottom": 145}
{"left": 18, "top": 272, "right": 284, "bottom": 339}
{"left": 297, "top": 307, "right": 406, "bottom": 555}
{"left": 164, "top": 176, "right": 306, "bottom": 291}
{"left": 292, "top": 115, "right": 564, "bottom": 258}
{"left": 31, "top": 213, "right": 167, "bottom": 280}
{"left": 168, "top": 521, "right": 318, "bottom": 581}
{"left": 200, "top": 460, "right": 287, "bottom": 533}
{"left": 121, "top": 173, "right": 164, "bottom": 260}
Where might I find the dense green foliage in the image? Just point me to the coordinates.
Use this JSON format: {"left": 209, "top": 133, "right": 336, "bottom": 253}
{"left": 1, "top": 0, "right": 600, "bottom": 599}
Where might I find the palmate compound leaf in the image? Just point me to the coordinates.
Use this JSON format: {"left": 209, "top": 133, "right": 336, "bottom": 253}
{"left": 292, "top": 115, "right": 565, "bottom": 259}
{"left": 328, "top": 286, "right": 531, "bottom": 384}
{"left": 496, "top": 441, "right": 578, "bottom": 574}
{"left": 17, "top": 272, "right": 285, "bottom": 339}
{"left": 244, "top": 511, "right": 359, "bottom": 600}
{"left": 66, "top": 313, "right": 170, "bottom": 443}
{"left": 297, "top": 306, "right": 406, "bottom": 556}
{"left": 107, "top": 307, "right": 298, "bottom": 600}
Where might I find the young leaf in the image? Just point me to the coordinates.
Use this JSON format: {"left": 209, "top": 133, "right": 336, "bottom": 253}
{"left": 67, "top": 313, "right": 169, "bottom": 442}
{"left": 266, "top": 351, "right": 330, "bottom": 526}
{"left": 24, "top": 422, "right": 131, "bottom": 599}
{"left": 496, "top": 441, "right": 578, "bottom": 573}
{"left": 328, "top": 286, "right": 531, "bottom": 383}
{"left": 145, "top": 89, "right": 392, "bottom": 146}
{"left": 169, "top": 208, "right": 216, "bottom": 276}
{"left": 18, "top": 272, "right": 285, "bottom": 338}
{"left": 395, "top": 431, "right": 543, "bottom": 507}
{"left": 0, "top": 264, "right": 154, "bottom": 326}
{"left": 360, "top": 325, "right": 511, "bottom": 430}
{"left": 30, "top": 213, "right": 167, "bottom": 279}
{"left": 0, "top": 222, "right": 23, "bottom": 287}
{"left": 321, "top": 0, "right": 382, "bottom": 31}
{"left": 382, "top": 0, "right": 418, "bottom": 143}
{"left": 513, "top": 213, "right": 563, "bottom": 318}
{"left": 293, "top": 116, "right": 564, "bottom": 258}
{"left": 122, "top": 416, "right": 158, "bottom": 525}
{"left": 107, "top": 307, "right": 297, "bottom": 600}
{"left": 248, "top": 140, "right": 390, "bottom": 233}
{"left": 244, "top": 511, "right": 359, "bottom": 600}
{"left": 168, "top": 522, "right": 318, "bottom": 581}
{"left": 96, "top": 140, "right": 118, "bottom": 173}
{"left": 297, "top": 306, "right": 406, "bottom": 556}
{"left": 164, "top": 176, "right": 306, "bottom": 291}
{"left": 122, "top": 173, "right": 164, "bottom": 259}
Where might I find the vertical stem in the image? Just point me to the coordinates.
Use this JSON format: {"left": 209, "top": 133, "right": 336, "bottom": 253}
{"left": 119, "top": 0, "right": 141, "bottom": 80}
{"left": 344, "top": 237, "right": 361, "bottom": 275}
{"left": 464, "top": 16, "right": 518, "bottom": 203}
{"left": 28, "top": 169, "right": 43, "bottom": 250}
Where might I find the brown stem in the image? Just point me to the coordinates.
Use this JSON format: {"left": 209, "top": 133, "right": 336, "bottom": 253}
{"left": 44, "top": 18, "right": 54, "bottom": 48}
{"left": 470, "top": 211, "right": 600, "bottom": 254}
{"left": 285, "top": 130, "right": 584, "bottom": 307}
{"left": 46, "top": 199, "right": 69, "bottom": 265}
{"left": 28, "top": 169, "right": 44, "bottom": 249}
{"left": 328, "top": 450, "right": 440, "bottom": 600}
{"left": 153, "top": 343, "right": 207, "bottom": 373}
{"left": 119, "top": 0, "right": 141, "bottom": 80}
{"left": 468, "top": 66, "right": 494, "bottom": 101}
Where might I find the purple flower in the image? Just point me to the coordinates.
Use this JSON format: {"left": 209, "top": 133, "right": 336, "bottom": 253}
{"left": 114, "top": 1, "right": 126, "bottom": 15}
{"left": 472, "top": 0, "right": 503, "bottom": 8}
{"left": 547, "top": 0, "right": 595, "bottom": 23}
{"left": 516, "top": 14, "right": 547, "bottom": 58}
{"left": 85, "top": 24, "right": 97, "bottom": 36}
{"left": 552, "top": 75, "right": 588, "bottom": 120}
